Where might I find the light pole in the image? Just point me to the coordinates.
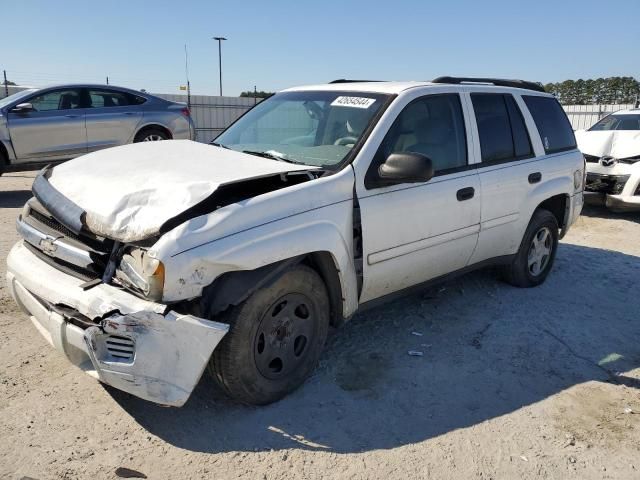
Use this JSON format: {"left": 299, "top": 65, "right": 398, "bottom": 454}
{"left": 212, "top": 36, "right": 227, "bottom": 96}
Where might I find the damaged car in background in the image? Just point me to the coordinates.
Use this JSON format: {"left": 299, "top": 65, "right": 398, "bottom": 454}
{"left": 7, "top": 77, "right": 584, "bottom": 406}
{"left": 576, "top": 108, "right": 640, "bottom": 211}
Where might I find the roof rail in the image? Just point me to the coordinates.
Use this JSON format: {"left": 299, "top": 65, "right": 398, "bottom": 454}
{"left": 431, "top": 76, "right": 546, "bottom": 93}
{"left": 329, "top": 79, "right": 384, "bottom": 84}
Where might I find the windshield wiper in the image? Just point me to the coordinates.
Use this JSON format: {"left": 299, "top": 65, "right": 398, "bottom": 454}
{"left": 242, "top": 150, "right": 305, "bottom": 165}
{"left": 211, "top": 142, "right": 230, "bottom": 149}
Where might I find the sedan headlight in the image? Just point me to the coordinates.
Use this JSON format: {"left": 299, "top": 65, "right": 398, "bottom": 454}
{"left": 115, "top": 247, "right": 165, "bottom": 301}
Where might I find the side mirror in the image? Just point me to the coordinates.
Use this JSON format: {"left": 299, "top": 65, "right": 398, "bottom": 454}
{"left": 378, "top": 152, "right": 434, "bottom": 185}
{"left": 11, "top": 102, "right": 34, "bottom": 113}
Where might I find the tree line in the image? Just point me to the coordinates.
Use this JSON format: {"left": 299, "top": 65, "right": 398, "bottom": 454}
{"left": 240, "top": 90, "right": 274, "bottom": 99}
{"left": 544, "top": 76, "right": 640, "bottom": 105}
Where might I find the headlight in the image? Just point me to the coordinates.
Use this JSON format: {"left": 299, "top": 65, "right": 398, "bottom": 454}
{"left": 115, "top": 247, "right": 165, "bottom": 301}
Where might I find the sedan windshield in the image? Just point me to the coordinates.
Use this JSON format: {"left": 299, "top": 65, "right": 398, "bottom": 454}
{"left": 589, "top": 114, "right": 640, "bottom": 131}
{"left": 0, "top": 89, "right": 37, "bottom": 110}
{"left": 213, "top": 91, "right": 390, "bottom": 168}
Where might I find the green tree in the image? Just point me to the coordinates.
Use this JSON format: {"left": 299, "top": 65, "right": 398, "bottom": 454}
{"left": 240, "top": 90, "right": 274, "bottom": 99}
{"left": 544, "top": 76, "right": 639, "bottom": 105}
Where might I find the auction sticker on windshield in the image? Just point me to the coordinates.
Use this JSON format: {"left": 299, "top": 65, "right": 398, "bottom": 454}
{"left": 331, "top": 96, "right": 376, "bottom": 109}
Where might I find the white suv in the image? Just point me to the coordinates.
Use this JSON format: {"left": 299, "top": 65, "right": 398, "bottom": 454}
{"left": 7, "top": 77, "right": 584, "bottom": 406}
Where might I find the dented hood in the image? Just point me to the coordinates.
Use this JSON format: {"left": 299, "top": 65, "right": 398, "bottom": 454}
{"left": 575, "top": 129, "right": 640, "bottom": 159}
{"left": 46, "top": 140, "right": 314, "bottom": 242}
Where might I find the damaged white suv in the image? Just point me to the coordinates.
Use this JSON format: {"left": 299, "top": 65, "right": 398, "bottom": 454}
{"left": 7, "top": 77, "right": 584, "bottom": 406}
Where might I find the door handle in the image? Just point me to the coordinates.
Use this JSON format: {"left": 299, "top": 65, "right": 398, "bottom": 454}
{"left": 64, "top": 114, "right": 80, "bottom": 118}
{"left": 124, "top": 112, "right": 136, "bottom": 115}
{"left": 528, "top": 172, "right": 542, "bottom": 184}
{"left": 456, "top": 187, "right": 475, "bottom": 201}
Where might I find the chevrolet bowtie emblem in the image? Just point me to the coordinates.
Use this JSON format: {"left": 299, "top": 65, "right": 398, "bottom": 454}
{"left": 39, "top": 238, "right": 58, "bottom": 256}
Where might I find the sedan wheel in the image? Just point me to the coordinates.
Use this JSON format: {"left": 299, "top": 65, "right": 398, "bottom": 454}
{"left": 143, "top": 134, "right": 164, "bottom": 142}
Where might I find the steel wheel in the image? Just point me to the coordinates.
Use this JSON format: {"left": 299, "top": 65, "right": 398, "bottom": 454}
{"left": 254, "top": 293, "right": 316, "bottom": 380}
{"left": 527, "top": 226, "right": 552, "bottom": 276}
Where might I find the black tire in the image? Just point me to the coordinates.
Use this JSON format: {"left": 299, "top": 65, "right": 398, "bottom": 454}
{"left": 502, "top": 209, "right": 559, "bottom": 288}
{"left": 209, "top": 264, "right": 330, "bottom": 405}
{"left": 0, "top": 149, "right": 6, "bottom": 177}
{"left": 133, "top": 127, "right": 169, "bottom": 143}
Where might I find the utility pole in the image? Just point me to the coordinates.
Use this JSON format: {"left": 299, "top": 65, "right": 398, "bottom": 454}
{"left": 3, "top": 70, "right": 8, "bottom": 97}
{"left": 184, "top": 44, "right": 191, "bottom": 109}
{"left": 106, "top": 76, "right": 109, "bottom": 85}
{"left": 254, "top": 85, "right": 257, "bottom": 105}
{"left": 212, "top": 36, "right": 227, "bottom": 96}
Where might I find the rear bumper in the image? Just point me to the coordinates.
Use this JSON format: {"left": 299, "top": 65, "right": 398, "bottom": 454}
{"left": 6, "top": 241, "right": 229, "bottom": 406}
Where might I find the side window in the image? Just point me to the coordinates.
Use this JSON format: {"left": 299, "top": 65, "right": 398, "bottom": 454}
{"left": 128, "top": 94, "right": 147, "bottom": 105}
{"left": 378, "top": 94, "right": 468, "bottom": 174}
{"left": 28, "top": 89, "right": 82, "bottom": 111}
{"left": 471, "top": 93, "right": 532, "bottom": 163}
{"left": 523, "top": 95, "right": 576, "bottom": 154}
{"left": 88, "top": 90, "right": 131, "bottom": 108}
{"left": 504, "top": 96, "right": 532, "bottom": 158}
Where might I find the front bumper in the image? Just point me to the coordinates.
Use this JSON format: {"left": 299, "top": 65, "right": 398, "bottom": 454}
{"left": 6, "top": 241, "right": 229, "bottom": 406}
{"left": 585, "top": 163, "right": 640, "bottom": 212}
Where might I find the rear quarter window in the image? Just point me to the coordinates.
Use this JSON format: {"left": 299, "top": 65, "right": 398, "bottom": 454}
{"left": 523, "top": 96, "right": 576, "bottom": 154}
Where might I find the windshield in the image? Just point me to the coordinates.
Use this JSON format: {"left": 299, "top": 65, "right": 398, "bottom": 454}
{"left": 214, "top": 90, "right": 390, "bottom": 168}
{"left": 589, "top": 114, "right": 640, "bottom": 131}
{"left": 0, "top": 89, "right": 37, "bottom": 110}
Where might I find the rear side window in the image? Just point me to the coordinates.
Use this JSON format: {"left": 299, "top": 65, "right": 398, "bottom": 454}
{"left": 471, "top": 93, "right": 532, "bottom": 163}
{"left": 523, "top": 96, "right": 576, "bottom": 154}
{"left": 88, "top": 89, "right": 131, "bottom": 108}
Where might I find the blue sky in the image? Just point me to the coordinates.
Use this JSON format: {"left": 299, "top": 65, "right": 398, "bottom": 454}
{"left": 2, "top": 0, "right": 639, "bottom": 96}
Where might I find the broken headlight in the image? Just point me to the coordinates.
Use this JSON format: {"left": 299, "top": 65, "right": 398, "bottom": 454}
{"left": 115, "top": 247, "right": 165, "bottom": 301}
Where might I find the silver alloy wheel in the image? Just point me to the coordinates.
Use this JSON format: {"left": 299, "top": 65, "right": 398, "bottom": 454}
{"left": 528, "top": 226, "right": 552, "bottom": 276}
{"left": 143, "top": 134, "right": 164, "bottom": 141}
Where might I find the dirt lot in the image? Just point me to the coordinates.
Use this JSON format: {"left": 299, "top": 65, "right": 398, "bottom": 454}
{"left": 1, "top": 171, "right": 639, "bottom": 480}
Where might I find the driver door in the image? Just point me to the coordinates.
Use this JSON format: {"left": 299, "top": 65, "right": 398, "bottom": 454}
{"left": 356, "top": 92, "right": 481, "bottom": 303}
{"left": 7, "top": 88, "right": 87, "bottom": 162}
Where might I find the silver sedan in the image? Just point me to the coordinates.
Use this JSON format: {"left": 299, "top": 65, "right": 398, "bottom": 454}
{"left": 0, "top": 84, "right": 195, "bottom": 175}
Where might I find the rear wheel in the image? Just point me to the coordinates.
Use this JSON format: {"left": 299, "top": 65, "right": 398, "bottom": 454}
{"left": 133, "top": 127, "right": 169, "bottom": 143}
{"left": 208, "top": 265, "right": 330, "bottom": 405}
{"left": 503, "top": 209, "right": 559, "bottom": 287}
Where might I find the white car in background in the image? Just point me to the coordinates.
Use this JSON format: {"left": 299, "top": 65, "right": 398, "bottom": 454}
{"left": 576, "top": 109, "right": 640, "bottom": 211}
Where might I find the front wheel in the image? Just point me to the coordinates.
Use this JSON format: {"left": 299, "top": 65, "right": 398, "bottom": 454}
{"left": 503, "top": 209, "right": 559, "bottom": 288}
{"left": 208, "top": 265, "right": 330, "bottom": 405}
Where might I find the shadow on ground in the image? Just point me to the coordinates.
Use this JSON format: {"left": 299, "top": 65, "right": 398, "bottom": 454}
{"left": 582, "top": 196, "right": 640, "bottom": 224}
{"left": 0, "top": 190, "right": 32, "bottom": 208}
{"left": 110, "top": 243, "right": 640, "bottom": 454}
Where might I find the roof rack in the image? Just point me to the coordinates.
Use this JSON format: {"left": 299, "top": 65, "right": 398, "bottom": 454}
{"left": 431, "top": 76, "right": 546, "bottom": 93}
{"left": 329, "top": 79, "right": 384, "bottom": 84}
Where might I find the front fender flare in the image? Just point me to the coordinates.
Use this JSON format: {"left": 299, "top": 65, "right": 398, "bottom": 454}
{"left": 162, "top": 217, "right": 359, "bottom": 318}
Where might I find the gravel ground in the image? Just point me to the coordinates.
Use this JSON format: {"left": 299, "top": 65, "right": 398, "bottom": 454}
{"left": 1, "top": 172, "right": 639, "bottom": 480}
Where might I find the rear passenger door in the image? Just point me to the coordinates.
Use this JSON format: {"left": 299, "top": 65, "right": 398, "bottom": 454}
{"left": 85, "top": 88, "right": 144, "bottom": 152}
{"left": 466, "top": 92, "right": 540, "bottom": 264}
{"left": 357, "top": 92, "right": 481, "bottom": 303}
